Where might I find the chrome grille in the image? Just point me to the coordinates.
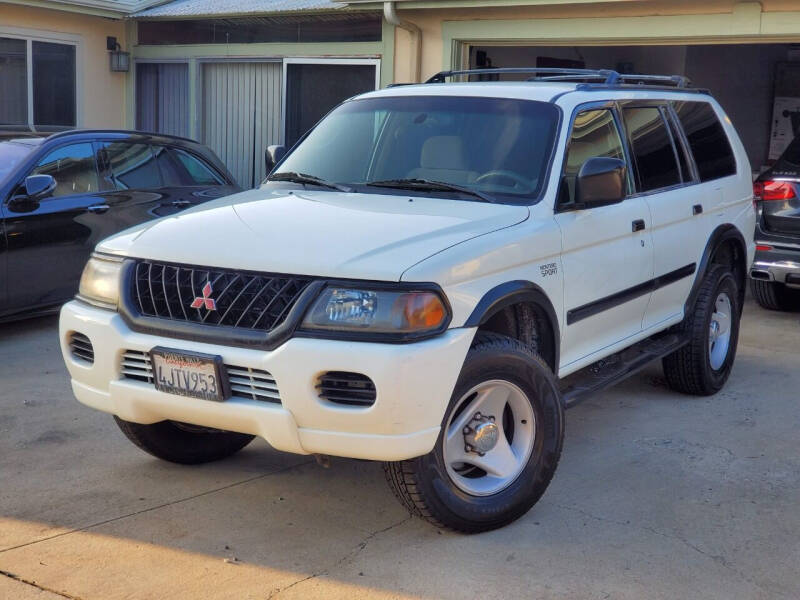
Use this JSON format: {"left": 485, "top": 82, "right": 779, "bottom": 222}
{"left": 69, "top": 332, "right": 94, "bottom": 364}
{"left": 120, "top": 350, "right": 280, "bottom": 404}
{"left": 130, "top": 260, "right": 313, "bottom": 332}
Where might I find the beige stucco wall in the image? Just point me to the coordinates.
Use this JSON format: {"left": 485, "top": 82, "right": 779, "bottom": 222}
{"left": 390, "top": 0, "right": 800, "bottom": 82}
{"left": 0, "top": 3, "right": 127, "bottom": 128}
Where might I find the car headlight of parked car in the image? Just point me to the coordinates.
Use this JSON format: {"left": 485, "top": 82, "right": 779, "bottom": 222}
{"left": 301, "top": 286, "right": 450, "bottom": 339}
{"left": 78, "top": 254, "right": 124, "bottom": 309}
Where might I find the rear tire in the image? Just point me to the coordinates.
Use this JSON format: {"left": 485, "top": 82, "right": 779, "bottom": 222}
{"left": 750, "top": 278, "right": 799, "bottom": 312}
{"left": 384, "top": 333, "right": 564, "bottom": 533}
{"left": 114, "top": 417, "right": 254, "bottom": 464}
{"left": 663, "top": 264, "right": 740, "bottom": 396}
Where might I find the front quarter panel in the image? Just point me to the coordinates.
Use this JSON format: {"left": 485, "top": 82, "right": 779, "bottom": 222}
{"left": 401, "top": 204, "right": 564, "bottom": 335}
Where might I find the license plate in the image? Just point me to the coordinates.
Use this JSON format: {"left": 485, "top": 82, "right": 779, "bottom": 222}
{"left": 150, "top": 347, "right": 226, "bottom": 402}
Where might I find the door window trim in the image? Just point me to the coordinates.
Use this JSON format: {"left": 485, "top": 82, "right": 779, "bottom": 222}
{"left": 555, "top": 100, "right": 632, "bottom": 213}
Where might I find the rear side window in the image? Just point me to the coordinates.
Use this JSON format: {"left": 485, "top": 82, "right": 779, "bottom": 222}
{"left": 31, "top": 142, "right": 99, "bottom": 197}
{"left": 622, "top": 107, "right": 681, "bottom": 192}
{"left": 173, "top": 149, "right": 224, "bottom": 185}
{"left": 100, "top": 142, "right": 162, "bottom": 190}
{"left": 561, "top": 109, "right": 626, "bottom": 205}
{"left": 673, "top": 101, "right": 736, "bottom": 182}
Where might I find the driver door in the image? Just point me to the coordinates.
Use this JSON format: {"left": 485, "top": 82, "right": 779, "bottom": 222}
{"left": 554, "top": 106, "right": 654, "bottom": 369}
{"left": 4, "top": 142, "right": 109, "bottom": 311}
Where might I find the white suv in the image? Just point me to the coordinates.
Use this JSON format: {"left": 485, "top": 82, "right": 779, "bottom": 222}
{"left": 59, "top": 69, "right": 755, "bottom": 532}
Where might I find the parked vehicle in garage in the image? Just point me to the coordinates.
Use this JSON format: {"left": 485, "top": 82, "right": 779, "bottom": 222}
{"left": 750, "top": 138, "right": 800, "bottom": 311}
{"left": 0, "top": 130, "right": 239, "bottom": 322}
{"left": 59, "top": 69, "right": 754, "bottom": 532}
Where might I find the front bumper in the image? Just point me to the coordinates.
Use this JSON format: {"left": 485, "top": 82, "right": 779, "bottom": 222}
{"left": 59, "top": 300, "right": 475, "bottom": 461}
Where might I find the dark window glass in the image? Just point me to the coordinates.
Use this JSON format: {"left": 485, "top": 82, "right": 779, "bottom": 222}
{"left": 561, "top": 109, "right": 626, "bottom": 205}
{"left": 102, "top": 143, "right": 161, "bottom": 190}
{"left": 0, "top": 142, "right": 34, "bottom": 184}
{"left": 285, "top": 63, "right": 377, "bottom": 147}
{"left": 673, "top": 101, "right": 736, "bottom": 182}
{"left": 276, "top": 96, "right": 560, "bottom": 204}
{"left": 32, "top": 41, "right": 76, "bottom": 127}
{"left": 152, "top": 145, "right": 189, "bottom": 186}
{"left": 31, "top": 143, "right": 98, "bottom": 197}
{"left": 0, "top": 37, "right": 28, "bottom": 126}
{"left": 623, "top": 107, "right": 681, "bottom": 192}
{"left": 664, "top": 109, "right": 692, "bottom": 182}
{"left": 138, "top": 15, "right": 381, "bottom": 45}
{"left": 172, "top": 149, "right": 223, "bottom": 185}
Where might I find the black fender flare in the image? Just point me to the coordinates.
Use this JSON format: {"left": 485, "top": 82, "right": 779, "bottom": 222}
{"left": 464, "top": 280, "right": 560, "bottom": 371}
{"left": 685, "top": 224, "right": 748, "bottom": 314}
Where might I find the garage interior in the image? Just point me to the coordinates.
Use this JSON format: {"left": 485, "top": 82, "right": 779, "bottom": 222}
{"left": 469, "top": 43, "right": 800, "bottom": 174}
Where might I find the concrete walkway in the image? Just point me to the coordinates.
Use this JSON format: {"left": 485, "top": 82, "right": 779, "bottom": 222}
{"left": 1, "top": 296, "right": 798, "bottom": 599}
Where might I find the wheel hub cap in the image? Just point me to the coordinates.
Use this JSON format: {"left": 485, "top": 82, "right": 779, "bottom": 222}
{"left": 463, "top": 412, "right": 499, "bottom": 455}
{"left": 442, "top": 380, "right": 536, "bottom": 496}
{"left": 708, "top": 291, "right": 733, "bottom": 371}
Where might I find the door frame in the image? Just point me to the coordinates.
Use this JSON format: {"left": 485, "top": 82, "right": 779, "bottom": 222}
{"left": 281, "top": 57, "right": 381, "bottom": 145}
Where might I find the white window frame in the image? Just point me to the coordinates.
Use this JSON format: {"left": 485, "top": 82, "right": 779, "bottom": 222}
{"left": 281, "top": 57, "right": 381, "bottom": 145}
{"left": 0, "top": 25, "right": 83, "bottom": 128}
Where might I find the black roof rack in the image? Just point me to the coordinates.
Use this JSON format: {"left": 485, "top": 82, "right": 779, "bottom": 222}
{"left": 425, "top": 67, "right": 692, "bottom": 90}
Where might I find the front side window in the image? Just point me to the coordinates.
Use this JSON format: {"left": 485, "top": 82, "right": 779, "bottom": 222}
{"left": 623, "top": 107, "right": 681, "bottom": 192}
{"left": 673, "top": 101, "right": 736, "bottom": 182}
{"left": 101, "top": 143, "right": 161, "bottom": 190}
{"left": 0, "top": 36, "right": 76, "bottom": 128}
{"left": 560, "top": 109, "right": 625, "bottom": 205}
{"left": 273, "top": 96, "right": 560, "bottom": 204}
{"left": 31, "top": 143, "right": 98, "bottom": 197}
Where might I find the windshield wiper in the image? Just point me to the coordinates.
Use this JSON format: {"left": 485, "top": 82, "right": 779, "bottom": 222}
{"left": 365, "top": 178, "right": 497, "bottom": 204}
{"left": 269, "top": 171, "right": 352, "bottom": 193}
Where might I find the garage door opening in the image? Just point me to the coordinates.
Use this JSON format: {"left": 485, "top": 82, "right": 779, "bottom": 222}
{"left": 469, "top": 43, "right": 800, "bottom": 172}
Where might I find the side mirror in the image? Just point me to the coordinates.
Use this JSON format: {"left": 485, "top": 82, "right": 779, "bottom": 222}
{"left": 265, "top": 145, "right": 286, "bottom": 174}
{"left": 575, "top": 157, "right": 626, "bottom": 208}
{"left": 24, "top": 174, "right": 57, "bottom": 200}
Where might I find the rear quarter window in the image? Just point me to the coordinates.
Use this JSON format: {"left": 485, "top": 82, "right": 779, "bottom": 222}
{"left": 673, "top": 101, "right": 736, "bottom": 182}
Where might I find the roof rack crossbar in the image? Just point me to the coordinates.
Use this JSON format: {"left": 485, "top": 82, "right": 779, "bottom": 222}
{"left": 425, "top": 68, "right": 690, "bottom": 88}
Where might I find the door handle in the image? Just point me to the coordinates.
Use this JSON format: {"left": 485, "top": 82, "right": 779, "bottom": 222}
{"left": 87, "top": 204, "right": 110, "bottom": 214}
{"left": 632, "top": 219, "right": 646, "bottom": 232}
{"left": 693, "top": 204, "right": 703, "bottom": 215}
{"left": 171, "top": 199, "right": 191, "bottom": 207}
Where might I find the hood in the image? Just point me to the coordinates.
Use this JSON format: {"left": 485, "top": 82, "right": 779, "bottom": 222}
{"left": 98, "top": 188, "right": 529, "bottom": 281}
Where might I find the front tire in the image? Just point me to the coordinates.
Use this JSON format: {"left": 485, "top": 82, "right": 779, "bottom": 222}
{"left": 114, "top": 417, "right": 254, "bottom": 464}
{"left": 663, "top": 264, "right": 741, "bottom": 396}
{"left": 384, "top": 333, "right": 564, "bottom": 533}
{"left": 750, "top": 278, "right": 799, "bottom": 312}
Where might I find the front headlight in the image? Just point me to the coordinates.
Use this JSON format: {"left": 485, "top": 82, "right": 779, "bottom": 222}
{"left": 301, "top": 286, "right": 449, "bottom": 338}
{"left": 78, "top": 254, "right": 124, "bottom": 309}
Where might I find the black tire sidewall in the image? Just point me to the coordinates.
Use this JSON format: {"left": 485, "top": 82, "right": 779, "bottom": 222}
{"left": 699, "top": 268, "right": 740, "bottom": 391}
{"left": 410, "top": 340, "right": 564, "bottom": 531}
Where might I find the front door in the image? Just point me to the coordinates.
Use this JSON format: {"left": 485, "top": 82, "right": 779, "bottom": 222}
{"left": 555, "top": 107, "right": 654, "bottom": 369}
{"left": 4, "top": 141, "right": 111, "bottom": 310}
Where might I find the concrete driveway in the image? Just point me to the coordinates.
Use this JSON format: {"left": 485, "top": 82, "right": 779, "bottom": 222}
{"left": 1, "top": 296, "right": 798, "bottom": 600}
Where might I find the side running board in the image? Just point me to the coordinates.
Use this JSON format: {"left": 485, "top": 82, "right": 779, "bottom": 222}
{"left": 559, "top": 332, "right": 688, "bottom": 409}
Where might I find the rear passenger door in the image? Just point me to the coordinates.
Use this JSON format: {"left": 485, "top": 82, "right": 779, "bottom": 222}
{"left": 555, "top": 106, "right": 654, "bottom": 368}
{"left": 622, "top": 102, "right": 733, "bottom": 328}
{"left": 150, "top": 145, "right": 239, "bottom": 216}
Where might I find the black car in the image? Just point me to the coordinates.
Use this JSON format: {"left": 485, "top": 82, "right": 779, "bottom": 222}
{"left": 751, "top": 138, "right": 800, "bottom": 311}
{"left": 0, "top": 130, "right": 239, "bottom": 322}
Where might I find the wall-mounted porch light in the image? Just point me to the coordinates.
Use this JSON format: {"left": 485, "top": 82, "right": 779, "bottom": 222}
{"left": 107, "top": 36, "right": 130, "bottom": 72}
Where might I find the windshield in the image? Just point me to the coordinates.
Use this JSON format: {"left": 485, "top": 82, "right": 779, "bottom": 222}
{"left": 272, "top": 95, "right": 560, "bottom": 204}
{"left": 0, "top": 142, "right": 34, "bottom": 184}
